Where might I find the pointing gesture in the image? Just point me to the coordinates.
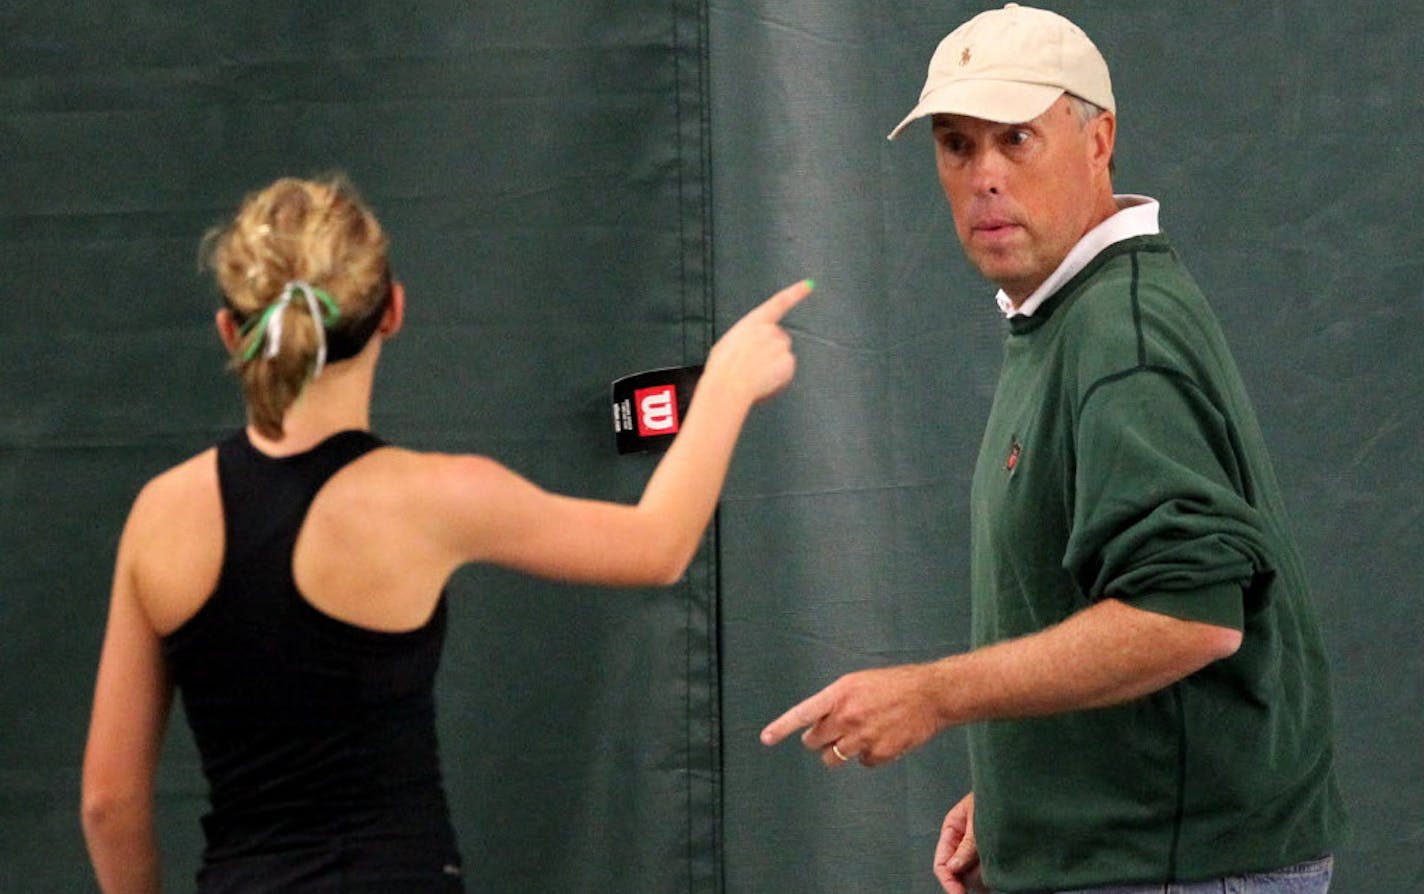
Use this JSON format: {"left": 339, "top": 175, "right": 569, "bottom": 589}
{"left": 703, "top": 279, "right": 813, "bottom": 405}
{"left": 759, "top": 662, "right": 950, "bottom": 768}
{"left": 746, "top": 277, "right": 815, "bottom": 323}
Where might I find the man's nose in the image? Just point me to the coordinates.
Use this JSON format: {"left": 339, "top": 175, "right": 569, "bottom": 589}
{"left": 967, "top": 150, "right": 1006, "bottom": 196}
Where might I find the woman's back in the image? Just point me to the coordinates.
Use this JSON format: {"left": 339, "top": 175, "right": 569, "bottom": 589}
{"left": 154, "top": 429, "right": 462, "bottom": 890}
{"left": 134, "top": 432, "right": 468, "bottom": 640}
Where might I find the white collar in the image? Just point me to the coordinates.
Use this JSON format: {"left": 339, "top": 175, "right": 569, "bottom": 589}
{"left": 996, "top": 195, "right": 1161, "bottom": 318}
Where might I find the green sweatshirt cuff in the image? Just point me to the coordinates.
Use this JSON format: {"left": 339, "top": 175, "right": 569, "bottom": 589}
{"left": 1119, "top": 579, "right": 1245, "bottom": 631}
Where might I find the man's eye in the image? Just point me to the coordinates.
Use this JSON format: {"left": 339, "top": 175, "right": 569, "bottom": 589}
{"left": 942, "top": 135, "right": 970, "bottom": 155}
{"left": 1005, "top": 129, "right": 1031, "bottom": 147}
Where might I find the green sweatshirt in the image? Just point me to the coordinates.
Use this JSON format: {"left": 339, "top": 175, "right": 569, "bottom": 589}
{"left": 967, "top": 234, "right": 1346, "bottom": 891}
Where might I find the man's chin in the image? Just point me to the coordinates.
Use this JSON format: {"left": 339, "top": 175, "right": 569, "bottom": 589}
{"left": 965, "top": 253, "right": 1029, "bottom": 293}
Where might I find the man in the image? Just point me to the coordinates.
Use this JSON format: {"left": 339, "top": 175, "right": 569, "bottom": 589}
{"left": 760, "top": 5, "right": 1346, "bottom": 893}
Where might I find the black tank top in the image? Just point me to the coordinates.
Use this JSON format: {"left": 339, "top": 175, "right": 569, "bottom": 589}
{"left": 162, "top": 429, "right": 463, "bottom": 891}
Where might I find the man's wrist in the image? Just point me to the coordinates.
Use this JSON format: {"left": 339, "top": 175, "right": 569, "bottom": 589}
{"left": 922, "top": 654, "right": 971, "bottom": 730}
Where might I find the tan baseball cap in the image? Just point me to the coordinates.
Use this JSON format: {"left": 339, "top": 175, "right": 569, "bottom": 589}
{"left": 887, "top": 3, "right": 1115, "bottom": 139}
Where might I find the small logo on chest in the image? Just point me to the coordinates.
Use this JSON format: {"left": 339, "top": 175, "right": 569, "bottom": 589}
{"left": 1004, "top": 438, "right": 1022, "bottom": 474}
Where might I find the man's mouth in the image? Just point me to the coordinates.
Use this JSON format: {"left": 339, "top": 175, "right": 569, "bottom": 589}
{"left": 972, "top": 219, "right": 1022, "bottom": 240}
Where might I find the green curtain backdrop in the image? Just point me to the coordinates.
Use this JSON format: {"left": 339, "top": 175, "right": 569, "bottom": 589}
{"left": 2, "top": 2, "right": 1421, "bottom": 893}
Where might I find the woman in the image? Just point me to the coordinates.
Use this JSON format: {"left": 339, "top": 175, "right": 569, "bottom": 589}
{"left": 81, "top": 175, "right": 810, "bottom": 892}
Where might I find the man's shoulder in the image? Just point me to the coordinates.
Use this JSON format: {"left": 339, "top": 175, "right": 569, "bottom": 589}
{"left": 1074, "top": 232, "right": 1178, "bottom": 292}
{"left": 1048, "top": 235, "right": 1217, "bottom": 392}
{"left": 1051, "top": 244, "right": 1151, "bottom": 344}
{"left": 1059, "top": 235, "right": 1212, "bottom": 328}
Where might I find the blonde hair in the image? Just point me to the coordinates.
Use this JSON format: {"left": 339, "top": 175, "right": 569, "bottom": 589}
{"left": 203, "top": 175, "right": 390, "bottom": 439}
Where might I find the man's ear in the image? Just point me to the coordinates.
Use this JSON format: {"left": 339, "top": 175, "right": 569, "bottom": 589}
{"left": 380, "top": 281, "right": 406, "bottom": 337}
{"left": 1090, "top": 110, "right": 1117, "bottom": 175}
{"left": 215, "top": 308, "right": 240, "bottom": 353}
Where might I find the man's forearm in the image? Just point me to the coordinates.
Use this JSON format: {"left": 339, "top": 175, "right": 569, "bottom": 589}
{"left": 926, "top": 597, "right": 1242, "bottom": 727}
{"left": 759, "top": 596, "right": 1243, "bottom": 767}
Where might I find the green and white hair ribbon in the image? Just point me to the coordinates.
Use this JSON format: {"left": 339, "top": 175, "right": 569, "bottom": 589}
{"left": 240, "top": 280, "right": 342, "bottom": 378}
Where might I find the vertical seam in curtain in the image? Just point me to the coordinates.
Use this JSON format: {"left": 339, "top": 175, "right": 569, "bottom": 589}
{"left": 673, "top": 0, "right": 719, "bottom": 890}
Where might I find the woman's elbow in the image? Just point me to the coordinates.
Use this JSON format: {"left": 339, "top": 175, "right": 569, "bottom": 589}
{"left": 644, "top": 553, "right": 692, "bottom": 587}
{"left": 624, "top": 533, "right": 697, "bottom": 587}
{"left": 80, "top": 784, "right": 144, "bottom": 841}
{"left": 81, "top": 788, "right": 120, "bottom": 838}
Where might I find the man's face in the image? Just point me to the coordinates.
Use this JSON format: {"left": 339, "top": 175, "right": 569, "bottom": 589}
{"left": 932, "top": 96, "right": 1113, "bottom": 302}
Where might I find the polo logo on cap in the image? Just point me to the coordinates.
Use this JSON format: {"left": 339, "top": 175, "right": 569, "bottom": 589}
{"left": 960, "top": 46, "right": 972, "bottom": 66}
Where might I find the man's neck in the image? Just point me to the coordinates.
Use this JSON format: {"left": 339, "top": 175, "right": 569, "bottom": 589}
{"left": 1003, "top": 188, "right": 1120, "bottom": 307}
{"left": 995, "top": 194, "right": 1161, "bottom": 318}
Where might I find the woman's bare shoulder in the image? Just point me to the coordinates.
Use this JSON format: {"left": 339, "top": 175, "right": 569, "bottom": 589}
{"left": 122, "top": 449, "right": 224, "bottom": 633}
{"left": 341, "top": 446, "right": 520, "bottom": 504}
{"left": 321, "top": 447, "right": 539, "bottom": 553}
{"left": 128, "top": 448, "right": 220, "bottom": 524}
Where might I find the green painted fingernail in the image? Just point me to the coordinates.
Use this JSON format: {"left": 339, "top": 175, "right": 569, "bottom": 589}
{"left": 805, "top": 278, "right": 816, "bottom": 290}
